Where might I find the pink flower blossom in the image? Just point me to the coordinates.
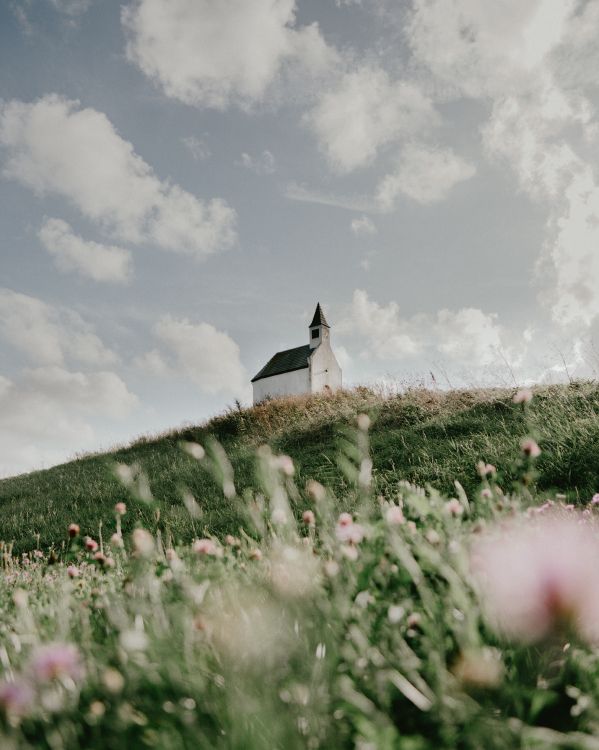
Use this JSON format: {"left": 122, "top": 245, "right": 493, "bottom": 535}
{"left": 115, "top": 502, "right": 127, "bottom": 515}
{"left": 66, "top": 565, "right": 79, "bottom": 578}
{"left": 472, "top": 515, "right": 599, "bottom": 644}
{"left": 302, "top": 510, "right": 316, "bottom": 526}
{"left": 444, "top": 499, "right": 464, "bottom": 517}
{"left": 84, "top": 537, "right": 98, "bottom": 552}
{"left": 0, "top": 680, "right": 33, "bottom": 716}
{"left": 521, "top": 438, "right": 541, "bottom": 458}
{"left": 385, "top": 505, "right": 405, "bottom": 525}
{"left": 480, "top": 488, "right": 492, "bottom": 499}
{"left": 29, "top": 643, "right": 84, "bottom": 683}
{"left": 477, "top": 462, "right": 496, "bottom": 477}
{"left": 513, "top": 388, "right": 533, "bottom": 404}
{"left": 335, "top": 514, "right": 365, "bottom": 544}
{"left": 68, "top": 523, "right": 80, "bottom": 538}
{"left": 192, "top": 538, "right": 217, "bottom": 556}
{"left": 110, "top": 533, "right": 124, "bottom": 548}
{"left": 249, "top": 548, "right": 262, "bottom": 561}
{"left": 591, "top": 494, "right": 599, "bottom": 506}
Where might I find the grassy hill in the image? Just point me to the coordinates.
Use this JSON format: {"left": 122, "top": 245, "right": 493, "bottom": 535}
{"left": 2, "top": 382, "right": 599, "bottom": 554}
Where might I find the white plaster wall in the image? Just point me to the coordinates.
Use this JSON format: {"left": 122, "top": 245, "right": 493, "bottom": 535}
{"left": 253, "top": 368, "right": 311, "bottom": 404}
{"left": 309, "top": 342, "right": 342, "bottom": 393}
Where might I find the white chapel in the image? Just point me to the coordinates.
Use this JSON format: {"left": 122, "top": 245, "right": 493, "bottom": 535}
{"left": 251, "top": 303, "right": 342, "bottom": 404}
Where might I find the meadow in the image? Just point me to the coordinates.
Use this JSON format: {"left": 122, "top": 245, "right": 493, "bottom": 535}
{"left": 2, "top": 386, "right": 599, "bottom": 747}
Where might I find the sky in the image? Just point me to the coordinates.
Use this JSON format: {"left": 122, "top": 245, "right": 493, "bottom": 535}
{"left": 1, "top": 0, "right": 599, "bottom": 477}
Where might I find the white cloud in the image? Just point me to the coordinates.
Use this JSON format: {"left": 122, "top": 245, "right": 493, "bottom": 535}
{"left": 237, "top": 150, "right": 276, "bottom": 175}
{"left": 408, "top": 0, "right": 576, "bottom": 98}
{"left": 284, "top": 182, "right": 377, "bottom": 212}
{"left": 139, "top": 316, "right": 248, "bottom": 399}
{"left": 0, "top": 95, "right": 236, "bottom": 259}
{"left": 181, "top": 135, "right": 211, "bottom": 161}
{"left": 305, "top": 65, "right": 438, "bottom": 172}
{"left": 122, "top": 0, "right": 336, "bottom": 110}
{"left": 351, "top": 215, "right": 377, "bottom": 236}
{"left": 409, "top": 0, "right": 599, "bottom": 329}
{"left": 39, "top": 218, "right": 133, "bottom": 284}
{"left": 339, "top": 289, "right": 507, "bottom": 368}
{"left": 0, "top": 288, "right": 116, "bottom": 367}
{"left": 0, "top": 366, "right": 137, "bottom": 477}
{"left": 377, "top": 143, "right": 476, "bottom": 208}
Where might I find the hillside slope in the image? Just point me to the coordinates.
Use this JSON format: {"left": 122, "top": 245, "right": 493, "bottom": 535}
{"left": 1, "top": 383, "right": 599, "bottom": 553}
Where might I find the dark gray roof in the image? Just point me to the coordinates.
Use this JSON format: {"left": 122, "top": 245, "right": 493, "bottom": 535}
{"left": 309, "top": 303, "right": 329, "bottom": 328}
{"left": 251, "top": 344, "right": 312, "bottom": 383}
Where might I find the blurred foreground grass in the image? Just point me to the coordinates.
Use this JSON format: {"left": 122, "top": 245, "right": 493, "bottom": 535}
{"left": 2, "top": 404, "right": 599, "bottom": 748}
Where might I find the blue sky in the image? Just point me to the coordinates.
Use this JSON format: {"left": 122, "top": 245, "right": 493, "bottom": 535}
{"left": 1, "top": 0, "right": 598, "bottom": 476}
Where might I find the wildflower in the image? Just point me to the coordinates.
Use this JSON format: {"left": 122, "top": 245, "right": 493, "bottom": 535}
{"left": 68, "top": 523, "right": 80, "bottom": 538}
{"left": 444, "top": 499, "right": 464, "bottom": 517}
{"left": 306, "top": 480, "right": 326, "bottom": 502}
{"left": 84, "top": 537, "right": 98, "bottom": 552}
{"left": 406, "top": 521, "right": 417, "bottom": 535}
{"left": 477, "top": 462, "right": 496, "bottom": 477}
{"left": 337, "top": 512, "right": 353, "bottom": 527}
{"left": 93, "top": 551, "right": 106, "bottom": 565}
{"left": 453, "top": 648, "right": 504, "bottom": 688}
{"left": 114, "top": 502, "right": 126, "bottom": 515}
{"left": 388, "top": 605, "right": 405, "bottom": 624}
{"left": 225, "top": 534, "right": 239, "bottom": 546}
{"left": 513, "top": 388, "right": 533, "bottom": 404}
{"left": 521, "top": 438, "right": 541, "bottom": 458}
{"left": 407, "top": 613, "right": 422, "bottom": 628}
{"left": 336, "top": 515, "right": 365, "bottom": 545}
{"left": 357, "top": 413, "right": 370, "bottom": 431}
{"left": 425, "top": 529, "right": 441, "bottom": 545}
{"left": 273, "top": 454, "right": 294, "bottom": 476}
{"left": 471, "top": 515, "right": 599, "bottom": 644}
{"left": 480, "top": 488, "right": 492, "bottom": 499}
{"left": 66, "top": 565, "right": 79, "bottom": 578}
{"left": 104, "top": 557, "right": 116, "bottom": 569}
{"left": 110, "top": 533, "right": 124, "bottom": 548}
{"left": 355, "top": 590, "right": 374, "bottom": 608}
{"left": 102, "top": 668, "right": 125, "bottom": 693}
{"left": 29, "top": 643, "right": 84, "bottom": 683}
{"left": 385, "top": 505, "right": 405, "bottom": 525}
{"left": 249, "top": 548, "right": 262, "bottom": 561}
{"left": 591, "top": 494, "right": 599, "bottom": 506}
{"left": 340, "top": 545, "right": 359, "bottom": 561}
{"left": 33, "top": 550, "right": 43, "bottom": 559}
{"left": 165, "top": 548, "right": 178, "bottom": 561}
{"left": 302, "top": 510, "right": 316, "bottom": 526}
{"left": 324, "top": 560, "right": 339, "bottom": 577}
{"left": 192, "top": 538, "right": 217, "bottom": 556}
{"left": 0, "top": 680, "right": 33, "bottom": 716}
{"left": 132, "top": 528, "right": 154, "bottom": 557}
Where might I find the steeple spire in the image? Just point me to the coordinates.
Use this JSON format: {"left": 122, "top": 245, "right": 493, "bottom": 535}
{"left": 309, "top": 302, "right": 330, "bottom": 329}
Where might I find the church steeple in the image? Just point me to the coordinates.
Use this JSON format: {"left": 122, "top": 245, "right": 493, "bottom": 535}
{"left": 309, "top": 302, "right": 330, "bottom": 349}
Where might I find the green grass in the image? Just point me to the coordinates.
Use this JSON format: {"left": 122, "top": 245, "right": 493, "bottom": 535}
{"left": 2, "top": 382, "right": 599, "bottom": 554}
{"left": 4, "top": 385, "right": 599, "bottom": 747}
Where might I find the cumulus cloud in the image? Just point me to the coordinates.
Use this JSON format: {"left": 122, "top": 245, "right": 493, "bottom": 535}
{"left": 122, "top": 0, "right": 336, "bottom": 110}
{"left": 376, "top": 143, "right": 476, "bottom": 208}
{"left": 138, "top": 316, "right": 248, "bottom": 399}
{"left": 0, "top": 365, "right": 137, "bottom": 477}
{"left": 351, "top": 215, "right": 377, "bottom": 236}
{"left": 0, "top": 95, "right": 236, "bottom": 259}
{"left": 0, "top": 288, "right": 116, "bottom": 367}
{"left": 408, "top": 0, "right": 576, "bottom": 99}
{"left": 409, "top": 0, "right": 599, "bottom": 329}
{"left": 305, "top": 65, "right": 438, "bottom": 172}
{"left": 237, "top": 150, "right": 276, "bottom": 175}
{"left": 339, "top": 289, "right": 507, "bottom": 368}
{"left": 39, "top": 218, "right": 133, "bottom": 284}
